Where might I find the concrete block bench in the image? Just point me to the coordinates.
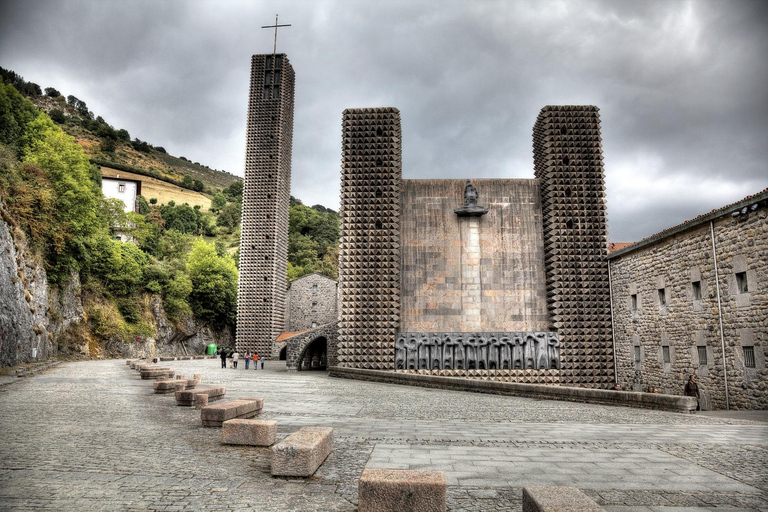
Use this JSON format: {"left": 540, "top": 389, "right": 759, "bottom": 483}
{"left": 201, "top": 398, "right": 263, "bottom": 427}
{"left": 523, "top": 486, "right": 603, "bottom": 512}
{"left": 140, "top": 368, "right": 175, "bottom": 380}
{"left": 222, "top": 419, "right": 277, "bottom": 446}
{"left": 153, "top": 379, "right": 187, "bottom": 394}
{"left": 175, "top": 386, "right": 226, "bottom": 406}
{"left": 358, "top": 468, "right": 446, "bottom": 512}
{"left": 271, "top": 427, "right": 333, "bottom": 477}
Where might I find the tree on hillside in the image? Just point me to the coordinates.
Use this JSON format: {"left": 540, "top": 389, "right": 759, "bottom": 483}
{"left": 186, "top": 240, "right": 238, "bottom": 327}
{"left": 116, "top": 128, "right": 130, "bottom": 142}
{"left": 44, "top": 87, "right": 61, "bottom": 97}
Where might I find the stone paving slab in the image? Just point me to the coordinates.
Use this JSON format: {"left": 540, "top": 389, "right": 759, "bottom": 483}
{"left": 0, "top": 359, "right": 766, "bottom": 512}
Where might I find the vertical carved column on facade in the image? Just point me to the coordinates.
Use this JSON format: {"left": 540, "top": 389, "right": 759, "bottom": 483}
{"left": 460, "top": 217, "right": 482, "bottom": 331}
{"left": 338, "top": 108, "right": 402, "bottom": 369}
{"left": 236, "top": 54, "right": 295, "bottom": 358}
{"left": 533, "top": 105, "right": 614, "bottom": 387}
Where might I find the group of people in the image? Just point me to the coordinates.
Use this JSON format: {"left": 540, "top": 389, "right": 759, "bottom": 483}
{"left": 218, "top": 349, "right": 264, "bottom": 370}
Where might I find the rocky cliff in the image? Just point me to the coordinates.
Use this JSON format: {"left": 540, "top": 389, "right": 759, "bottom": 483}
{"left": 0, "top": 199, "right": 233, "bottom": 368}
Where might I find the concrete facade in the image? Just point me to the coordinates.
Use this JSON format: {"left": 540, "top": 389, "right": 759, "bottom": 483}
{"left": 337, "top": 106, "right": 614, "bottom": 388}
{"left": 609, "top": 190, "right": 768, "bottom": 410}
{"left": 286, "top": 273, "right": 338, "bottom": 331}
{"left": 236, "top": 53, "right": 295, "bottom": 357}
{"left": 400, "top": 179, "right": 550, "bottom": 333}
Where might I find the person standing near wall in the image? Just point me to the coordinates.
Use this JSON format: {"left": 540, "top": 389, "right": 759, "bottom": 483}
{"left": 685, "top": 375, "right": 700, "bottom": 411}
{"left": 244, "top": 350, "right": 250, "bottom": 370}
{"left": 232, "top": 350, "right": 239, "bottom": 369}
{"left": 220, "top": 348, "right": 227, "bottom": 369}
{"left": 253, "top": 353, "right": 259, "bottom": 370}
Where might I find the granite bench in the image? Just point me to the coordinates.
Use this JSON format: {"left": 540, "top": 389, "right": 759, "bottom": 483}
{"left": 221, "top": 419, "right": 277, "bottom": 446}
{"left": 153, "top": 379, "right": 188, "bottom": 394}
{"left": 271, "top": 427, "right": 333, "bottom": 477}
{"left": 201, "top": 398, "right": 263, "bottom": 427}
{"left": 358, "top": 468, "right": 446, "bottom": 512}
{"left": 175, "top": 386, "right": 226, "bottom": 406}
{"left": 140, "top": 368, "right": 175, "bottom": 380}
{"left": 523, "top": 486, "right": 603, "bottom": 512}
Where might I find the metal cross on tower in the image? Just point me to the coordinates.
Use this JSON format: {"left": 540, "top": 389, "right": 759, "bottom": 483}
{"left": 261, "top": 14, "right": 291, "bottom": 61}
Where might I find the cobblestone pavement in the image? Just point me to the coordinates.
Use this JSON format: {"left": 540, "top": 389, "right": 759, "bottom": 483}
{"left": 0, "top": 360, "right": 766, "bottom": 511}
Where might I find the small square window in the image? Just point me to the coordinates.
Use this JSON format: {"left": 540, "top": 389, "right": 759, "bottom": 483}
{"left": 311, "top": 321, "right": 317, "bottom": 328}
{"left": 658, "top": 288, "right": 667, "bottom": 307}
{"left": 662, "top": 346, "right": 671, "bottom": 364}
{"left": 692, "top": 281, "right": 702, "bottom": 300}
{"left": 634, "top": 346, "right": 641, "bottom": 362}
{"left": 630, "top": 294, "right": 638, "bottom": 312}
{"left": 697, "top": 346, "right": 708, "bottom": 365}
{"left": 743, "top": 346, "right": 755, "bottom": 368}
{"left": 118, "top": 183, "right": 125, "bottom": 192}
{"left": 736, "top": 272, "right": 748, "bottom": 294}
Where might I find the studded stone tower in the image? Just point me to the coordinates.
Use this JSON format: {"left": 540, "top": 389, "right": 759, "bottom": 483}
{"left": 337, "top": 108, "right": 402, "bottom": 369}
{"left": 533, "top": 106, "right": 614, "bottom": 387}
{"left": 236, "top": 54, "right": 295, "bottom": 357}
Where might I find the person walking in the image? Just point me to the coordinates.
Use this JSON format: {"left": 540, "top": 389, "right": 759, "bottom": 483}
{"left": 253, "top": 353, "right": 259, "bottom": 370}
{"left": 684, "top": 374, "right": 700, "bottom": 411}
{"left": 220, "top": 348, "right": 227, "bottom": 369}
{"left": 244, "top": 350, "right": 250, "bottom": 370}
{"left": 232, "top": 350, "right": 239, "bottom": 369}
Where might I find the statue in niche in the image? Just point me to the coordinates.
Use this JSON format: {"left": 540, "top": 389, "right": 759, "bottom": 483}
{"left": 548, "top": 334, "right": 561, "bottom": 369}
{"left": 512, "top": 335, "right": 524, "bottom": 369}
{"left": 454, "top": 336, "right": 466, "bottom": 369}
{"left": 428, "top": 334, "right": 442, "bottom": 370}
{"left": 395, "top": 336, "right": 407, "bottom": 370}
{"left": 442, "top": 334, "right": 456, "bottom": 369}
{"left": 465, "top": 334, "right": 479, "bottom": 369}
{"left": 477, "top": 335, "right": 490, "bottom": 370}
{"left": 534, "top": 332, "right": 549, "bottom": 370}
{"left": 524, "top": 334, "right": 536, "bottom": 369}
{"left": 488, "top": 336, "right": 502, "bottom": 369}
{"left": 406, "top": 336, "right": 418, "bottom": 370}
{"left": 454, "top": 180, "right": 489, "bottom": 217}
{"left": 499, "top": 336, "right": 512, "bottom": 369}
{"left": 417, "top": 333, "right": 430, "bottom": 369}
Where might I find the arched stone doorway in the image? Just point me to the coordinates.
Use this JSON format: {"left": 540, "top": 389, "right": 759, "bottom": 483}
{"left": 298, "top": 336, "right": 327, "bottom": 371}
{"left": 279, "top": 346, "right": 287, "bottom": 361}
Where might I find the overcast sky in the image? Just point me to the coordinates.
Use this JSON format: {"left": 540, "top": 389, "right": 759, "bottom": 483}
{"left": 1, "top": 0, "right": 766, "bottom": 242}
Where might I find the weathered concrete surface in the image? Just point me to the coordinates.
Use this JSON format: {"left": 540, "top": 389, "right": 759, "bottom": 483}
{"left": 222, "top": 419, "right": 277, "bottom": 446}
{"left": 400, "top": 179, "right": 550, "bottom": 333}
{"left": 523, "top": 486, "right": 603, "bottom": 511}
{"left": 359, "top": 468, "right": 446, "bottom": 512}
{"left": 175, "top": 385, "right": 226, "bottom": 406}
{"left": 201, "top": 398, "right": 263, "bottom": 427}
{"left": 271, "top": 426, "right": 333, "bottom": 477}
{"left": 0, "top": 360, "right": 766, "bottom": 511}
{"left": 329, "top": 367, "right": 698, "bottom": 412}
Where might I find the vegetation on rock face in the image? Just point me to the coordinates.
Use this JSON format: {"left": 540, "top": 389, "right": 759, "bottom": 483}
{"left": 287, "top": 197, "right": 339, "bottom": 280}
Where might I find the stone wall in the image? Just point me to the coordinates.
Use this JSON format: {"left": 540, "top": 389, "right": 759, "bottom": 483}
{"left": 286, "top": 273, "right": 338, "bottom": 331}
{"left": 400, "top": 179, "right": 550, "bottom": 332}
{"left": 609, "top": 191, "right": 768, "bottom": 409}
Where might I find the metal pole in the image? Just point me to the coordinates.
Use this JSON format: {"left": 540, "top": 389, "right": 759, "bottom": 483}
{"left": 710, "top": 220, "right": 729, "bottom": 410}
{"left": 608, "top": 260, "right": 618, "bottom": 384}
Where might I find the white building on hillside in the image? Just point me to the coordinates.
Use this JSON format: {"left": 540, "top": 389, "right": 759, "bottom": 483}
{"left": 102, "top": 176, "right": 142, "bottom": 214}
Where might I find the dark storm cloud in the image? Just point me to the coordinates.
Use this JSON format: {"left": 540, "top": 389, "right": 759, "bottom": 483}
{"left": 1, "top": 0, "right": 766, "bottom": 241}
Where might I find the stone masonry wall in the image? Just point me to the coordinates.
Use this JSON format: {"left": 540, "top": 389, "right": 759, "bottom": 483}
{"left": 400, "top": 179, "right": 550, "bottom": 333}
{"left": 286, "top": 273, "right": 338, "bottom": 332}
{"left": 610, "top": 193, "right": 768, "bottom": 410}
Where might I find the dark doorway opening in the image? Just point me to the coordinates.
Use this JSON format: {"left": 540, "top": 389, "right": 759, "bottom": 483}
{"left": 279, "top": 346, "right": 287, "bottom": 361}
{"left": 298, "top": 337, "right": 327, "bottom": 371}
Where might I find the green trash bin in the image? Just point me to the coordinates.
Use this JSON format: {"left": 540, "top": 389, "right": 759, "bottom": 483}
{"left": 206, "top": 344, "right": 217, "bottom": 355}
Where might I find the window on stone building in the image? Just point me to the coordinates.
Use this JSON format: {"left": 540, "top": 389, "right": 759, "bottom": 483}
{"left": 376, "top": 188, "right": 382, "bottom": 198}
{"left": 562, "top": 156, "right": 569, "bottom": 166}
{"left": 631, "top": 294, "right": 638, "bottom": 312}
{"left": 634, "top": 346, "right": 641, "bottom": 363}
{"left": 118, "top": 183, "right": 125, "bottom": 192}
{"left": 376, "top": 158, "right": 383, "bottom": 167}
{"left": 692, "top": 281, "right": 702, "bottom": 300}
{"left": 743, "top": 346, "right": 755, "bottom": 368}
{"left": 697, "top": 346, "right": 708, "bottom": 365}
{"left": 662, "top": 346, "right": 671, "bottom": 364}
{"left": 376, "top": 128, "right": 383, "bottom": 136}
{"left": 312, "top": 284, "right": 318, "bottom": 293}
{"left": 311, "top": 322, "right": 317, "bottom": 328}
{"left": 658, "top": 288, "right": 667, "bottom": 307}
{"left": 375, "top": 220, "right": 383, "bottom": 230}
{"left": 736, "top": 272, "right": 748, "bottom": 294}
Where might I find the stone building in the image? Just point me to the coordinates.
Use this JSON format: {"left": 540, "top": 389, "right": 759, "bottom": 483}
{"left": 285, "top": 273, "right": 338, "bottom": 331}
{"left": 236, "top": 53, "right": 295, "bottom": 357}
{"left": 609, "top": 190, "right": 768, "bottom": 410}
{"left": 336, "top": 106, "right": 614, "bottom": 387}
